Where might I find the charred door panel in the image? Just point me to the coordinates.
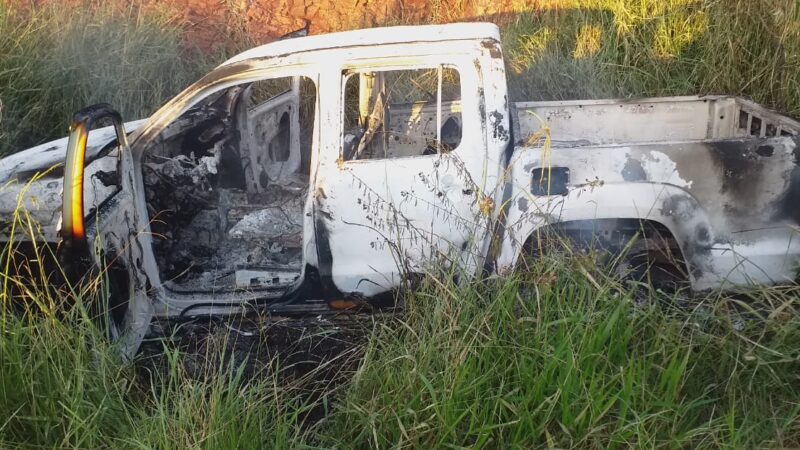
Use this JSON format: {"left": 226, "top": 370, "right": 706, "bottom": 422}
{"left": 243, "top": 76, "right": 302, "bottom": 191}
{"left": 60, "top": 105, "right": 153, "bottom": 359}
{"left": 86, "top": 188, "right": 154, "bottom": 359}
{"left": 314, "top": 62, "right": 494, "bottom": 299}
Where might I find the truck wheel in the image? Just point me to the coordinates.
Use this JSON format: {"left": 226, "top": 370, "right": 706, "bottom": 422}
{"left": 611, "top": 240, "right": 689, "bottom": 293}
{"left": 521, "top": 219, "right": 690, "bottom": 294}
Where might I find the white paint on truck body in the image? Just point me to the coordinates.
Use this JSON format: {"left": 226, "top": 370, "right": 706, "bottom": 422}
{"left": 499, "top": 96, "right": 800, "bottom": 289}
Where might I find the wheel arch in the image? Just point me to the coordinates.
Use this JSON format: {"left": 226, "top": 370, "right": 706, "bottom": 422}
{"left": 500, "top": 183, "right": 719, "bottom": 290}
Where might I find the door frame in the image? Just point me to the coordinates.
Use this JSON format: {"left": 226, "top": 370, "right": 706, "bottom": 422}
{"left": 310, "top": 51, "right": 499, "bottom": 299}
{"left": 125, "top": 64, "right": 323, "bottom": 317}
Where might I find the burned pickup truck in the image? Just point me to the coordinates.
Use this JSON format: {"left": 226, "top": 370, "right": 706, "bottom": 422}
{"left": 1, "top": 23, "right": 798, "bottom": 355}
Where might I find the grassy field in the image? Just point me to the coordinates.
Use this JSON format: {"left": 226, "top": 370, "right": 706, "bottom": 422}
{"left": 2, "top": 243, "right": 799, "bottom": 448}
{"left": 1, "top": 0, "right": 800, "bottom": 448}
{"left": 0, "top": 2, "right": 212, "bottom": 155}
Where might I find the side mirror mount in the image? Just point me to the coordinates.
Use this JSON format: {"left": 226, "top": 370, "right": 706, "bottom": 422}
{"left": 61, "top": 103, "right": 128, "bottom": 243}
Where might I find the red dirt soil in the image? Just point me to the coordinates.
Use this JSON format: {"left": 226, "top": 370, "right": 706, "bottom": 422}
{"left": 10, "top": 0, "right": 539, "bottom": 53}
{"left": 172, "top": 0, "right": 529, "bottom": 52}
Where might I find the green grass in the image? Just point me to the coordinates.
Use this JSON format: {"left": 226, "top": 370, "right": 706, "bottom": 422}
{"left": 0, "top": 2, "right": 211, "bottom": 155}
{"left": 1, "top": 0, "right": 800, "bottom": 448}
{"left": 0, "top": 306, "right": 307, "bottom": 448}
{"left": 499, "top": 0, "right": 800, "bottom": 113}
{"left": 318, "top": 257, "right": 800, "bottom": 448}
{"left": 1, "top": 243, "right": 798, "bottom": 448}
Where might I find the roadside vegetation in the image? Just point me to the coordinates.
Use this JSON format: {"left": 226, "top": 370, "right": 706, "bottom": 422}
{"left": 2, "top": 225, "right": 799, "bottom": 447}
{"left": 0, "top": 2, "right": 212, "bottom": 155}
{"left": 1, "top": 0, "right": 799, "bottom": 448}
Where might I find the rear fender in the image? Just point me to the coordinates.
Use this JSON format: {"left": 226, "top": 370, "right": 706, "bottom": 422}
{"left": 498, "top": 182, "right": 746, "bottom": 290}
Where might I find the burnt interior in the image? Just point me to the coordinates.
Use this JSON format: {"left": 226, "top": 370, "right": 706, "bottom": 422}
{"left": 143, "top": 77, "right": 316, "bottom": 293}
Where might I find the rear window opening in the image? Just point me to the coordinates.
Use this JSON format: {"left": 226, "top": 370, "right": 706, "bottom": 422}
{"left": 142, "top": 76, "right": 317, "bottom": 293}
{"left": 342, "top": 66, "right": 462, "bottom": 160}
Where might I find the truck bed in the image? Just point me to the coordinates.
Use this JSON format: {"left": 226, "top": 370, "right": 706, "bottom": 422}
{"left": 513, "top": 95, "right": 800, "bottom": 147}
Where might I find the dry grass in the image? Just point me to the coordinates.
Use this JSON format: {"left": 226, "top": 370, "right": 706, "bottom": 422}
{"left": 1, "top": 1, "right": 799, "bottom": 448}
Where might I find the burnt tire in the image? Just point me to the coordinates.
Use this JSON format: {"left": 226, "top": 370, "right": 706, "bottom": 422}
{"left": 521, "top": 219, "right": 691, "bottom": 294}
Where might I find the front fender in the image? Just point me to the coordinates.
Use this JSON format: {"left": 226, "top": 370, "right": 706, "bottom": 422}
{"left": 0, "top": 120, "right": 146, "bottom": 242}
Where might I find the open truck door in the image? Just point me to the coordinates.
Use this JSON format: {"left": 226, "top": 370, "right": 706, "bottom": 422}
{"left": 60, "top": 104, "right": 153, "bottom": 360}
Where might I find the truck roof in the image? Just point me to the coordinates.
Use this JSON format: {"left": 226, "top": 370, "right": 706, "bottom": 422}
{"left": 221, "top": 22, "right": 501, "bottom": 66}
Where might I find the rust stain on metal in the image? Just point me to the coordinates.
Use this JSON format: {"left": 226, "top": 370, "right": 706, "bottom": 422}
{"left": 480, "top": 39, "right": 502, "bottom": 59}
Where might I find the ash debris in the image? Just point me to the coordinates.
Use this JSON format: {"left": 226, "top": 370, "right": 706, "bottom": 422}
{"left": 143, "top": 107, "right": 307, "bottom": 291}
{"left": 146, "top": 160, "right": 307, "bottom": 291}
{"left": 137, "top": 313, "right": 377, "bottom": 394}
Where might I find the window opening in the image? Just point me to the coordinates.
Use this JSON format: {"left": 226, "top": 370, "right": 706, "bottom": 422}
{"left": 342, "top": 66, "right": 462, "bottom": 160}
